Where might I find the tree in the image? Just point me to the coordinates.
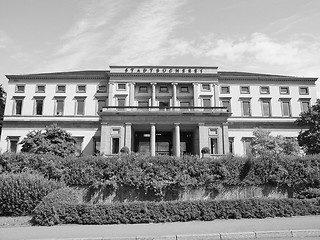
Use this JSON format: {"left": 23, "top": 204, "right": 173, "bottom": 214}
{"left": 250, "top": 128, "right": 301, "bottom": 157}
{"left": 20, "top": 123, "right": 76, "bottom": 157}
{"left": 0, "top": 84, "right": 6, "bottom": 120}
{"left": 296, "top": 99, "right": 320, "bottom": 154}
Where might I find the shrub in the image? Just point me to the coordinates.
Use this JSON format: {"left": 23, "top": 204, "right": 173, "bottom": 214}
{"left": 32, "top": 187, "right": 80, "bottom": 226}
{"left": 295, "top": 188, "right": 320, "bottom": 199}
{"left": 201, "top": 147, "right": 210, "bottom": 154}
{"left": 0, "top": 173, "right": 65, "bottom": 216}
{"left": 120, "top": 146, "right": 130, "bottom": 154}
{"left": 32, "top": 198, "right": 320, "bottom": 226}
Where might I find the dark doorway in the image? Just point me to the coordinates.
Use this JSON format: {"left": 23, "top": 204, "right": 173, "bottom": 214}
{"left": 134, "top": 132, "right": 173, "bottom": 155}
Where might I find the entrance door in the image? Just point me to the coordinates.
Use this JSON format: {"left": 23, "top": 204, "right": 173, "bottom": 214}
{"left": 134, "top": 132, "right": 173, "bottom": 155}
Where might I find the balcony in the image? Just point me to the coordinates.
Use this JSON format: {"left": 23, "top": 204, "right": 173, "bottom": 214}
{"left": 101, "top": 106, "right": 229, "bottom": 113}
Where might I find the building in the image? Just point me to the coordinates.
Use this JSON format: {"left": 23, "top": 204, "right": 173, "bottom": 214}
{"left": 0, "top": 66, "right": 317, "bottom": 156}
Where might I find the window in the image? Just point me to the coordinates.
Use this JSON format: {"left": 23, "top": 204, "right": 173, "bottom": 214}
{"left": 77, "top": 85, "right": 86, "bottom": 93}
{"left": 242, "top": 138, "right": 253, "bottom": 156}
{"left": 36, "top": 85, "right": 45, "bottom": 93}
{"left": 97, "top": 99, "right": 106, "bottom": 112}
{"left": 93, "top": 138, "right": 100, "bottom": 155}
{"left": 138, "top": 101, "right": 149, "bottom": 108}
{"left": 117, "top": 98, "right": 126, "bottom": 107}
{"left": 159, "top": 86, "right": 168, "bottom": 93}
{"left": 229, "top": 137, "right": 234, "bottom": 154}
{"left": 139, "top": 86, "right": 148, "bottom": 93}
{"left": 7, "top": 137, "right": 19, "bottom": 153}
{"left": 261, "top": 99, "right": 271, "bottom": 117}
{"left": 180, "top": 101, "right": 190, "bottom": 108}
{"left": 260, "top": 86, "right": 270, "bottom": 94}
{"left": 210, "top": 138, "right": 218, "bottom": 154}
{"left": 240, "top": 86, "right": 250, "bottom": 94}
{"left": 112, "top": 138, "right": 120, "bottom": 154}
{"left": 35, "top": 98, "right": 44, "bottom": 115}
{"left": 280, "top": 86, "right": 289, "bottom": 95}
{"left": 221, "top": 98, "right": 231, "bottom": 112}
{"left": 203, "top": 98, "right": 211, "bottom": 108}
{"left": 220, "top": 86, "right": 230, "bottom": 94}
{"left": 97, "top": 85, "right": 107, "bottom": 92}
{"left": 301, "top": 100, "right": 310, "bottom": 113}
{"left": 281, "top": 100, "right": 291, "bottom": 117}
{"left": 74, "top": 137, "right": 84, "bottom": 157}
{"left": 56, "top": 85, "right": 66, "bottom": 93}
{"left": 55, "top": 98, "right": 64, "bottom": 116}
{"left": 202, "top": 84, "right": 210, "bottom": 91}
{"left": 15, "top": 84, "right": 25, "bottom": 93}
{"left": 299, "top": 86, "right": 309, "bottom": 95}
{"left": 75, "top": 98, "right": 85, "bottom": 115}
{"left": 118, "top": 83, "right": 126, "bottom": 90}
{"left": 14, "top": 98, "right": 23, "bottom": 115}
{"left": 159, "top": 101, "right": 169, "bottom": 109}
{"left": 180, "top": 86, "right": 189, "bottom": 93}
{"left": 112, "top": 128, "right": 120, "bottom": 135}
{"left": 241, "top": 99, "right": 251, "bottom": 117}
{"left": 209, "top": 128, "right": 218, "bottom": 135}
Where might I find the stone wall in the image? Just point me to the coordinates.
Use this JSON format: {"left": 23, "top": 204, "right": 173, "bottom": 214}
{"left": 74, "top": 184, "right": 292, "bottom": 204}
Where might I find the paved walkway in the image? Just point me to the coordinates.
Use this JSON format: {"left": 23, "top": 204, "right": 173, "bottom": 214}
{"left": 1, "top": 215, "right": 320, "bottom": 240}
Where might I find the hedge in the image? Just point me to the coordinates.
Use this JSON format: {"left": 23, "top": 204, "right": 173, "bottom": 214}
{"left": 32, "top": 198, "right": 320, "bottom": 226}
{"left": 0, "top": 173, "right": 65, "bottom": 216}
{"left": 1, "top": 152, "right": 320, "bottom": 195}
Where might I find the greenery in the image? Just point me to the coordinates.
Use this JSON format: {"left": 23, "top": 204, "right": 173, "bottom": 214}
{"left": 201, "top": 147, "right": 210, "bottom": 154}
{"left": 1, "top": 153, "right": 320, "bottom": 197}
{"left": 250, "top": 128, "right": 301, "bottom": 157}
{"left": 0, "top": 84, "right": 5, "bottom": 120}
{"left": 0, "top": 173, "right": 65, "bottom": 216}
{"left": 32, "top": 187, "right": 80, "bottom": 225}
{"left": 120, "top": 146, "right": 130, "bottom": 154}
{"left": 296, "top": 99, "right": 320, "bottom": 154}
{"left": 19, "top": 123, "right": 76, "bottom": 157}
{"left": 31, "top": 197, "right": 320, "bottom": 226}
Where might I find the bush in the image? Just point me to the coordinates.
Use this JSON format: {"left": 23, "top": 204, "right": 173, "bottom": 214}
{"left": 201, "top": 147, "right": 210, "bottom": 154}
{"left": 295, "top": 188, "right": 320, "bottom": 199}
{"left": 120, "top": 146, "right": 130, "bottom": 154}
{"left": 32, "top": 197, "right": 320, "bottom": 226}
{"left": 0, "top": 173, "right": 65, "bottom": 216}
{"left": 32, "top": 187, "right": 80, "bottom": 226}
{"left": 1, "top": 152, "right": 320, "bottom": 196}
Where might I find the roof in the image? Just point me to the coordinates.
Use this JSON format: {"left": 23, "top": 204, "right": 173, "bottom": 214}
{"left": 218, "top": 71, "right": 318, "bottom": 81}
{"left": 6, "top": 70, "right": 109, "bottom": 79}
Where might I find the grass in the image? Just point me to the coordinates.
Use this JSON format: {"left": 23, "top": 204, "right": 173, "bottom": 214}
{"left": 0, "top": 216, "right": 32, "bottom": 227}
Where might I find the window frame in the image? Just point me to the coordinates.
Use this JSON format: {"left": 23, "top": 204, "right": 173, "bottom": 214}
{"left": 35, "top": 84, "right": 46, "bottom": 93}
{"left": 112, "top": 137, "right": 120, "bottom": 154}
{"left": 34, "top": 97, "right": 45, "bottom": 116}
{"left": 180, "top": 86, "right": 189, "bottom": 93}
{"left": 220, "top": 98, "right": 231, "bottom": 113}
{"left": 97, "top": 85, "right": 107, "bottom": 93}
{"left": 280, "top": 99, "right": 291, "bottom": 117}
{"left": 76, "top": 84, "right": 86, "bottom": 93}
{"left": 261, "top": 98, "right": 271, "bottom": 117}
{"left": 279, "top": 86, "right": 290, "bottom": 95}
{"left": 220, "top": 86, "right": 230, "bottom": 94}
{"left": 75, "top": 97, "right": 86, "bottom": 115}
{"left": 299, "top": 86, "right": 309, "bottom": 95}
{"left": 241, "top": 99, "right": 251, "bottom": 117}
{"left": 117, "top": 83, "right": 126, "bottom": 90}
{"left": 138, "top": 85, "right": 148, "bottom": 93}
{"left": 210, "top": 137, "right": 218, "bottom": 155}
{"left": 202, "top": 98, "right": 211, "bottom": 108}
{"left": 240, "top": 86, "right": 250, "bottom": 94}
{"left": 13, "top": 97, "right": 24, "bottom": 115}
{"left": 15, "top": 84, "right": 25, "bottom": 93}
{"left": 54, "top": 97, "right": 65, "bottom": 116}
{"left": 56, "top": 85, "right": 66, "bottom": 93}
{"left": 159, "top": 86, "right": 169, "bottom": 93}
{"left": 260, "top": 86, "right": 270, "bottom": 94}
{"left": 202, "top": 84, "right": 211, "bottom": 91}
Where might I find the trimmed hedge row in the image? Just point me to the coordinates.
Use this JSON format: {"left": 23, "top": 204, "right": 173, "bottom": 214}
{"left": 0, "top": 173, "right": 65, "bottom": 216}
{"left": 1, "top": 152, "right": 320, "bottom": 194}
{"left": 32, "top": 198, "right": 320, "bottom": 226}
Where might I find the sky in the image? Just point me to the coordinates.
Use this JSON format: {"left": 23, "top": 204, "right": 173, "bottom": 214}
{"left": 1, "top": 0, "right": 320, "bottom": 94}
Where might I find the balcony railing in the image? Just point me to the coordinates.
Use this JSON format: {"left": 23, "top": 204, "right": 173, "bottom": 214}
{"left": 101, "top": 106, "right": 229, "bottom": 113}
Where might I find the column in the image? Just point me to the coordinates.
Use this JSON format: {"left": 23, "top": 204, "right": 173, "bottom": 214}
{"left": 150, "top": 83, "right": 157, "bottom": 107}
{"left": 172, "top": 83, "right": 177, "bottom": 107}
{"left": 125, "top": 123, "right": 132, "bottom": 151}
{"left": 222, "top": 123, "right": 229, "bottom": 154}
{"left": 174, "top": 123, "right": 180, "bottom": 157}
{"left": 193, "top": 83, "right": 199, "bottom": 107}
{"left": 198, "top": 123, "right": 206, "bottom": 154}
{"left": 129, "top": 83, "right": 135, "bottom": 106}
{"left": 108, "top": 83, "right": 114, "bottom": 106}
{"left": 150, "top": 123, "right": 156, "bottom": 156}
{"left": 213, "top": 83, "right": 220, "bottom": 107}
{"left": 100, "top": 123, "right": 110, "bottom": 155}
{"left": 218, "top": 127, "right": 223, "bottom": 155}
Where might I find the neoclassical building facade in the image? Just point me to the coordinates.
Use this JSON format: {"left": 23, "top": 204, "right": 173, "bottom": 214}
{"left": 0, "top": 66, "right": 317, "bottom": 156}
